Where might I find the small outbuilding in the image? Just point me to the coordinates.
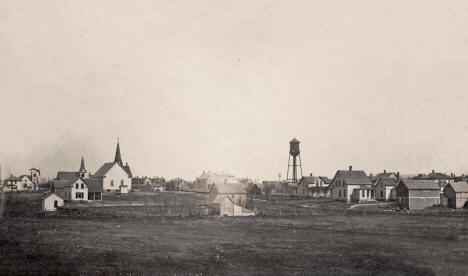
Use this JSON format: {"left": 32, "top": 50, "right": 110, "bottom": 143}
{"left": 209, "top": 182, "right": 254, "bottom": 216}
{"left": 42, "top": 193, "right": 64, "bottom": 211}
{"left": 395, "top": 179, "right": 441, "bottom": 210}
{"left": 442, "top": 182, "right": 468, "bottom": 209}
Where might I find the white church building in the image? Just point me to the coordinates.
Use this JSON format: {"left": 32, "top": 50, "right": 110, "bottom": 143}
{"left": 93, "top": 142, "right": 133, "bottom": 193}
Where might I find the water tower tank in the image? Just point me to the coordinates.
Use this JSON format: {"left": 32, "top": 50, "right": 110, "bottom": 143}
{"left": 289, "top": 138, "right": 300, "bottom": 157}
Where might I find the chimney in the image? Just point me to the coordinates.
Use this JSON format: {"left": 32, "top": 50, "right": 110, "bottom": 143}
{"left": 370, "top": 173, "right": 373, "bottom": 177}
{"left": 384, "top": 170, "right": 386, "bottom": 174}
{"left": 432, "top": 170, "right": 435, "bottom": 174}
{"left": 349, "top": 165, "right": 352, "bottom": 171}
{"left": 397, "top": 172, "right": 400, "bottom": 181}
{"left": 310, "top": 173, "right": 313, "bottom": 176}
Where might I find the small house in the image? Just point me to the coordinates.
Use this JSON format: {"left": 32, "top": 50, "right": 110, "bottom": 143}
{"left": 442, "top": 182, "right": 468, "bottom": 209}
{"left": 209, "top": 182, "right": 254, "bottom": 216}
{"left": 374, "top": 177, "right": 398, "bottom": 201}
{"left": 52, "top": 177, "right": 88, "bottom": 201}
{"left": 351, "top": 185, "right": 374, "bottom": 203}
{"left": 42, "top": 193, "right": 64, "bottom": 211}
{"left": 395, "top": 179, "right": 441, "bottom": 210}
{"left": 296, "top": 174, "right": 331, "bottom": 197}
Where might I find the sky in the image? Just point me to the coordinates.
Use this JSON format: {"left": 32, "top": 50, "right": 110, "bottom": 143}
{"left": 2, "top": 0, "right": 468, "bottom": 181}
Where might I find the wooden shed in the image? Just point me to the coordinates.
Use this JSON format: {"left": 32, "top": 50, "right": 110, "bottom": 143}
{"left": 42, "top": 192, "right": 64, "bottom": 211}
{"left": 395, "top": 179, "right": 441, "bottom": 210}
{"left": 442, "top": 182, "right": 468, "bottom": 209}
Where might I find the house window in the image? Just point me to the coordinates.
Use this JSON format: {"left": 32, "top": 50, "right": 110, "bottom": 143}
{"left": 76, "top": 192, "right": 84, "bottom": 199}
{"left": 380, "top": 191, "right": 383, "bottom": 198}
{"left": 367, "top": 190, "right": 370, "bottom": 197}
{"left": 54, "top": 200, "right": 58, "bottom": 208}
{"left": 362, "top": 190, "right": 365, "bottom": 197}
{"left": 111, "top": 180, "right": 114, "bottom": 187}
{"left": 76, "top": 183, "right": 79, "bottom": 189}
{"left": 339, "top": 190, "right": 341, "bottom": 197}
{"left": 81, "top": 184, "right": 84, "bottom": 189}
{"left": 121, "top": 180, "right": 124, "bottom": 185}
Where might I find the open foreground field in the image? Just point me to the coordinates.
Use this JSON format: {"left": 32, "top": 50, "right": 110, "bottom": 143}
{"left": 1, "top": 192, "right": 468, "bottom": 275}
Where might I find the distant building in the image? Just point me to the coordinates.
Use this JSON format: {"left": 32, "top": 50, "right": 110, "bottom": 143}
{"left": 93, "top": 142, "right": 132, "bottom": 193}
{"left": 296, "top": 174, "right": 331, "bottom": 197}
{"left": 441, "top": 182, "right": 468, "bottom": 209}
{"left": 42, "top": 192, "right": 64, "bottom": 211}
{"left": 132, "top": 177, "right": 151, "bottom": 191}
{"left": 412, "top": 170, "right": 454, "bottom": 190}
{"left": 3, "top": 174, "right": 34, "bottom": 192}
{"left": 192, "top": 171, "right": 237, "bottom": 193}
{"left": 329, "top": 166, "right": 374, "bottom": 203}
{"left": 261, "top": 181, "right": 281, "bottom": 194}
{"left": 209, "top": 182, "right": 254, "bottom": 216}
{"left": 395, "top": 179, "right": 441, "bottom": 210}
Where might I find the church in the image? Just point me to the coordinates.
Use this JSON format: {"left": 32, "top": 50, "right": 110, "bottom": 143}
{"left": 93, "top": 142, "right": 133, "bottom": 193}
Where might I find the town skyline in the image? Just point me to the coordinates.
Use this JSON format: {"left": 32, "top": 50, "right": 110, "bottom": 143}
{"left": 3, "top": 1, "right": 468, "bottom": 180}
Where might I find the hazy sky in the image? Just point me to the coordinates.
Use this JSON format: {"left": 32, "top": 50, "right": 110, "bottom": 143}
{"left": 2, "top": 0, "right": 468, "bottom": 180}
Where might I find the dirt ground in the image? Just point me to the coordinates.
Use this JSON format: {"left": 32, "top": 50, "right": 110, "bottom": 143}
{"left": 1, "top": 192, "right": 468, "bottom": 275}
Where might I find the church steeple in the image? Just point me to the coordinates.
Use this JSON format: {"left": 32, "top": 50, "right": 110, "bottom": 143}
{"left": 114, "top": 142, "right": 123, "bottom": 165}
{"left": 79, "top": 156, "right": 86, "bottom": 172}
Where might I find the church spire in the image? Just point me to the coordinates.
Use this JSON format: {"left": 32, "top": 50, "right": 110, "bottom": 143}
{"left": 114, "top": 141, "right": 123, "bottom": 165}
{"left": 79, "top": 156, "right": 86, "bottom": 172}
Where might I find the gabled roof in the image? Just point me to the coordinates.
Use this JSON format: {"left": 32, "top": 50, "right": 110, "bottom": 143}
{"left": 82, "top": 178, "right": 102, "bottom": 192}
{"left": 57, "top": 171, "right": 80, "bottom": 182}
{"left": 373, "top": 172, "right": 397, "bottom": 180}
{"left": 332, "top": 170, "right": 372, "bottom": 185}
{"left": 397, "top": 179, "right": 440, "bottom": 190}
{"left": 210, "top": 182, "right": 246, "bottom": 195}
{"left": 375, "top": 177, "right": 398, "bottom": 187}
{"left": 445, "top": 182, "right": 468, "bottom": 193}
{"left": 4, "top": 175, "right": 32, "bottom": 182}
{"left": 94, "top": 162, "right": 132, "bottom": 178}
{"left": 319, "top": 176, "right": 331, "bottom": 184}
{"left": 52, "top": 180, "right": 73, "bottom": 189}
{"left": 299, "top": 176, "right": 317, "bottom": 184}
{"left": 42, "top": 192, "right": 63, "bottom": 200}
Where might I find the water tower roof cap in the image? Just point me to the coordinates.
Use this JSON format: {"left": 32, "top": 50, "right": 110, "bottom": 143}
{"left": 290, "top": 137, "right": 300, "bottom": 143}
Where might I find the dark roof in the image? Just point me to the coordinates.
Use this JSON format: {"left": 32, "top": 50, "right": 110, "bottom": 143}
{"left": 82, "top": 178, "right": 102, "bottom": 192}
{"left": 333, "top": 170, "right": 372, "bottom": 185}
{"left": 94, "top": 162, "right": 132, "bottom": 178}
{"left": 57, "top": 171, "right": 80, "bottom": 182}
{"left": 373, "top": 172, "right": 397, "bottom": 179}
{"left": 290, "top": 137, "right": 300, "bottom": 143}
{"left": 52, "top": 180, "right": 73, "bottom": 189}
{"left": 445, "top": 182, "right": 468, "bottom": 193}
{"left": 42, "top": 192, "right": 63, "bottom": 200}
{"left": 398, "top": 179, "right": 440, "bottom": 190}
{"left": 210, "top": 182, "right": 246, "bottom": 194}
{"left": 319, "top": 176, "right": 331, "bottom": 184}
{"left": 413, "top": 172, "right": 452, "bottom": 180}
{"left": 375, "top": 177, "right": 398, "bottom": 187}
{"left": 123, "top": 165, "right": 132, "bottom": 178}
{"left": 4, "top": 175, "right": 31, "bottom": 182}
{"left": 299, "top": 176, "right": 317, "bottom": 184}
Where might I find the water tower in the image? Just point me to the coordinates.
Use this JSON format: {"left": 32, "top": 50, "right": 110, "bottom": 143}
{"left": 286, "top": 138, "right": 303, "bottom": 183}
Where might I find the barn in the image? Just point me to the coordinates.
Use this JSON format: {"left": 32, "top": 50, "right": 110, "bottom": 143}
{"left": 42, "top": 193, "right": 64, "bottom": 211}
{"left": 395, "top": 179, "right": 441, "bottom": 210}
{"left": 209, "top": 182, "right": 254, "bottom": 216}
{"left": 442, "top": 182, "right": 468, "bottom": 209}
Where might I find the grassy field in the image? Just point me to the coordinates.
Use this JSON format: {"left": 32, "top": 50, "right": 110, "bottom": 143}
{"left": 1, "top": 192, "right": 468, "bottom": 275}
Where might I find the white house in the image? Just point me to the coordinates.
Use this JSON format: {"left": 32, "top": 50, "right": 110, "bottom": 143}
{"left": 329, "top": 166, "right": 374, "bottom": 203}
{"left": 93, "top": 142, "right": 132, "bottom": 193}
{"left": 42, "top": 193, "right": 64, "bottom": 211}
{"left": 52, "top": 177, "right": 88, "bottom": 201}
{"left": 3, "top": 174, "right": 34, "bottom": 191}
{"left": 209, "top": 182, "right": 254, "bottom": 216}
